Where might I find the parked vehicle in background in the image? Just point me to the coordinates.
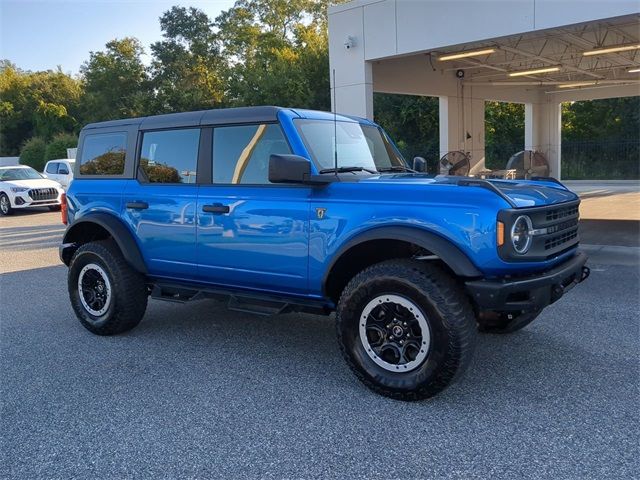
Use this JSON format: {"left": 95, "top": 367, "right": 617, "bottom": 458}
{"left": 43, "top": 159, "right": 75, "bottom": 190}
{"left": 59, "top": 106, "right": 589, "bottom": 400}
{"left": 0, "top": 165, "right": 64, "bottom": 215}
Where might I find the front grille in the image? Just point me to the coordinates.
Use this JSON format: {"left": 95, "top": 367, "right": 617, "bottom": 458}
{"left": 28, "top": 188, "right": 57, "bottom": 201}
{"left": 498, "top": 199, "right": 581, "bottom": 262}
{"left": 546, "top": 205, "right": 579, "bottom": 221}
{"left": 545, "top": 229, "right": 578, "bottom": 251}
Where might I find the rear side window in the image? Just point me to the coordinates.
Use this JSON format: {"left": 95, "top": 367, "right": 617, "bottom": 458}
{"left": 139, "top": 129, "right": 200, "bottom": 184}
{"left": 79, "top": 133, "right": 127, "bottom": 175}
{"left": 45, "top": 162, "right": 59, "bottom": 174}
{"left": 212, "top": 124, "right": 291, "bottom": 184}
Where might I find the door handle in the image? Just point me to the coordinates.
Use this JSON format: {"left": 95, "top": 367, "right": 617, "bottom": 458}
{"left": 202, "top": 204, "right": 230, "bottom": 214}
{"left": 126, "top": 201, "right": 149, "bottom": 210}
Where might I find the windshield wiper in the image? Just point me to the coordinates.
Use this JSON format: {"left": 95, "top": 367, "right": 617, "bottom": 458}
{"left": 377, "top": 165, "right": 417, "bottom": 173}
{"left": 319, "top": 166, "right": 377, "bottom": 174}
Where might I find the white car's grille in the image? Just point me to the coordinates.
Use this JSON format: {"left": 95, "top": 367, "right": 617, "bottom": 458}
{"left": 28, "top": 188, "right": 58, "bottom": 201}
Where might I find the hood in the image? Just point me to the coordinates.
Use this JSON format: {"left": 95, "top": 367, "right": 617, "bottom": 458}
{"left": 4, "top": 178, "right": 62, "bottom": 190}
{"left": 359, "top": 174, "right": 578, "bottom": 208}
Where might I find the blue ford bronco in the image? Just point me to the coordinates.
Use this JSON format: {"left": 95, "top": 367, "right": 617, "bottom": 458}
{"left": 60, "top": 106, "right": 589, "bottom": 400}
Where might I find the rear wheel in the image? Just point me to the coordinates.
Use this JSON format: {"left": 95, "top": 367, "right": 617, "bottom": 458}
{"left": 0, "top": 194, "right": 12, "bottom": 215}
{"left": 336, "top": 259, "right": 477, "bottom": 401}
{"left": 68, "top": 240, "right": 148, "bottom": 335}
{"left": 477, "top": 311, "right": 540, "bottom": 334}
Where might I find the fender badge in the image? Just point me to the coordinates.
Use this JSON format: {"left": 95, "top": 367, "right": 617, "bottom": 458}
{"left": 316, "top": 207, "right": 327, "bottom": 220}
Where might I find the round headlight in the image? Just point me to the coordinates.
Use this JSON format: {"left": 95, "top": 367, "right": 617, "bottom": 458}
{"left": 511, "top": 215, "right": 533, "bottom": 254}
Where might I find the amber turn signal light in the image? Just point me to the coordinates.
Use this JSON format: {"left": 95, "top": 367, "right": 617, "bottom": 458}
{"left": 497, "top": 221, "right": 505, "bottom": 246}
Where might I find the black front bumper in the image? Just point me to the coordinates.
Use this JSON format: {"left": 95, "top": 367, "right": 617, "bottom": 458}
{"left": 466, "top": 252, "right": 590, "bottom": 313}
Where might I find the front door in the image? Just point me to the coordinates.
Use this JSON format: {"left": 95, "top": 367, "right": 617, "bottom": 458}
{"left": 122, "top": 128, "right": 200, "bottom": 280}
{"left": 196, "top": 123, "right": 310, "bottom": 295}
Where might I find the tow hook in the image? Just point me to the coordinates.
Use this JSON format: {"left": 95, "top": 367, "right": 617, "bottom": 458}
{"left": 551, "top": 284, "right": 564, "bottom": 303}
{"left": 580, "top": 266, "right": 591, "bottom": 282}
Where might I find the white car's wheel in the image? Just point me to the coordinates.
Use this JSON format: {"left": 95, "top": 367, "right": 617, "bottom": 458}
{"left": 0, "top": 193, "right": 12, "bottom": 216}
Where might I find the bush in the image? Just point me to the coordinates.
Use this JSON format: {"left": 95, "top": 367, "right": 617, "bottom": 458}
{"left": 19, "top": 137, "right": 47, "bottom": 171}
{"left": 44, "top": 133, "right": 78, "bottom": 161}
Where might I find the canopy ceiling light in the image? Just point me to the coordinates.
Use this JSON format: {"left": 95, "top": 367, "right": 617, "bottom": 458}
{"left": 629, "top": 68, "right": 640, "bottom": 73}
{"left": 558, "top": 82, "right": 597, "bottom": 89}
{"left": 508, "top": 66, "right": 560, "bottom": 77}
{"left": 583, "top": 44, "right": 640, "bottom": 56}
{"left": 438, "top": 48, "right": 495, "bottom": 61}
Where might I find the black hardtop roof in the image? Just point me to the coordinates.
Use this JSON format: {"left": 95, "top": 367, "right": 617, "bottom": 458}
{"left": 81, "top": 106, "right": 289, "bottom": 131}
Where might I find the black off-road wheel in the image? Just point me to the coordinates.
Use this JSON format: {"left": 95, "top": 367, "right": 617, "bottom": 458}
{"left": 336, "top": 259, "right": 477, "bottom": 401}
{"left": 0, "top": 193, "right": 13, "bottom": 216}
{"left": 68, "top": 240, "right": 148, "bottom": 335}
{"left": 477, "top": 311, "right": 541, "bottom": 334}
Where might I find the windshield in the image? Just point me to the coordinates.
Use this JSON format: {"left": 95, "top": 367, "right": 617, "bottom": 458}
{"left": 0, "top": 167, "right": 43, "bottom": 181}
{"left": 294, "top": 119, "right": 405, "bottom": 171}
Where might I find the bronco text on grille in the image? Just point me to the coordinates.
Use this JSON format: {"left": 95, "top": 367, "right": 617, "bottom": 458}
{"left": 29, "top": 188, "right": 58, "bottom": 202}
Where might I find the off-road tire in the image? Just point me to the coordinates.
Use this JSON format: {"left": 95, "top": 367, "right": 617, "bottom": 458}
{"left": 0, "top": 193, "right": 13, "bottom": 216}
{"left": 68, "top": 240, "right": 148, "bottom": 335}
{"left": 477, "top": 311, "right": 540, "bottom": 334}
{"left": 336, "top": 259, "right": 477, "bottom": 401}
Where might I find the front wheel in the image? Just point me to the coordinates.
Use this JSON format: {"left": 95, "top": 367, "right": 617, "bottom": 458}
{"left": 68, "top": 240, "right": 148, "bottom": 335}
{"left": 0, "top": 193, "right": 12, "bottom": 215}
{"left": 336, "top": 259, "right": 477, "bottom": 401}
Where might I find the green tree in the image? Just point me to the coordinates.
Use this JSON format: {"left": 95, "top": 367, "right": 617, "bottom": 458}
{"left": 148, "top": 7, "right": 225, "bottom": 113}
{"left": 19, "top": 137, "right": 47, "bottom": 171}
{"left": 374, "top": 93, "right": 439, "bottom": 168}
{"left": 484, "top": 101, "right": 525, "bottom": 169}
{"left": 215, "top": 0, "right": 330, "bottom": 109}
{"left": 0, "top": 61, "right": 81, "bottom": 155}
{"left": 44, "top": 132, "right": 78, "bottom": 160}
{"left": 80, "top": 38, "right": 148, "bottom": 123}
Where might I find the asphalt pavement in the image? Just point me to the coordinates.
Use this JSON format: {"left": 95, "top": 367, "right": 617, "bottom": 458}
{"left": 1, "top": 209, "right": 638, "bottom": 479}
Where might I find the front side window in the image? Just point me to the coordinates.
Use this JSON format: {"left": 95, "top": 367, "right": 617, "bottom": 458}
{"left": 45, "top": 162, "right": 59, "bottom": 174}
{"left": 212, "top": 124, "right": 291, "bottom": 184}
{"left": 294, "top": 120, "right": 405, "bottom": 171}
{"left": 139, "top": 129, "right": 200, "bottom": 184}
{"left": 80, "top": 133, "right": 127, "bottom": 175}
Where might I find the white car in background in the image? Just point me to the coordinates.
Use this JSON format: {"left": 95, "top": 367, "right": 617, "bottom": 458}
{"left": 0, "top": 166, "right": 64, "bottom": 216}
{"left": 43, "top": 159, "right": 75, "bottom": 190}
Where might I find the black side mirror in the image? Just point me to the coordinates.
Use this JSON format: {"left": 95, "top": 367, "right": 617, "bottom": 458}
{"left": 269, "top": 154, "right": 312, "bottom": 183}
{"left": 413, "top": 156, "right": 427, "bottom": 173}
{"left": 59, "top": 168, "right": 69, "bottom": 175}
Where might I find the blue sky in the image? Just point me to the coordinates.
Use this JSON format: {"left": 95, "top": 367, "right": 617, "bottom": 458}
{"left": 0, "top": 0, "right": 236, "bottom": 74}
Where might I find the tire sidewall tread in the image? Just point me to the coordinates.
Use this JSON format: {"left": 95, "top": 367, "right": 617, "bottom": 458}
{"left": 68, "top": 240, "right": 147, "bottom": 335}
{"left": 336, "top": 259, "right": 477, "bottom": 401}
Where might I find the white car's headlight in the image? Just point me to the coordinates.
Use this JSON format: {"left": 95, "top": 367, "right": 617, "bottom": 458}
{"left": 510, "top": 215, "right": 533, "bottom": 254}
{"left": 10, "top": 187, "right": 28, "bottom": 193}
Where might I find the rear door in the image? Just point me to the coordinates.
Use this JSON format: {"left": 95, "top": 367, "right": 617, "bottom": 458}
{"left": 121, "top": 128, "right": 201, "bottom": 280}
{"left": 196, "top": 123, "right": 310, "bottom": 295}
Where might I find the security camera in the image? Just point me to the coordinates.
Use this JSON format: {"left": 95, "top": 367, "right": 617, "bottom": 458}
{"left": 456, "top": 69, "right": 465, "bottom": 79}
{"left": 344, "top": 36, "right": 356, "bottom": 50}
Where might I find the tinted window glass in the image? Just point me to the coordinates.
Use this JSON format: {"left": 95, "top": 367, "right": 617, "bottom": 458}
{"left": 80, "top": 133, "right": 127, "bottom": 175}
{"left": 213, "top": 124, "right": 291, "bottom": 184}
{"left": 45, "top": 162, "right": 59, "bottom": 174}
{"left": 139, "top": 129, "right": 200, "bottom": 184}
